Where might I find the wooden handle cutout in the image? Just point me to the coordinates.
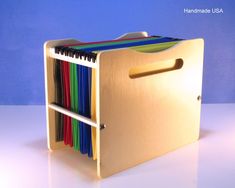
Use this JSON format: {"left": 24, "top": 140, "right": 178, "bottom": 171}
{"left": 129, "top": 58, "right": 183, "bottom": 79}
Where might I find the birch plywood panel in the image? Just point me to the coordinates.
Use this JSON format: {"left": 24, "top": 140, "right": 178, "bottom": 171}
{"left": 99, "top": 39, "right": 204, "bottom": 177}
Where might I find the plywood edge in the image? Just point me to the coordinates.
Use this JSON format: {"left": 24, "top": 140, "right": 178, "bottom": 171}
{"left": 95, "top": 53, "right": 101, "bottom": 178}
{"left": 115, "top": 31, "right": 148, "bottom": 40}
{"left": 98, "top": 38, "right": 204, "bottom": 64}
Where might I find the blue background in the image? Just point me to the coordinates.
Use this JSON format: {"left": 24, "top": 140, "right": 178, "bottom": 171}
{"left": 0, "top": 0, "right": 234, "bottom": 104}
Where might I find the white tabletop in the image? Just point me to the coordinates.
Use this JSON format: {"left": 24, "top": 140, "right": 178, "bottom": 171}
{"left": 0, "top": 104, "right": 234, "bottom": 188}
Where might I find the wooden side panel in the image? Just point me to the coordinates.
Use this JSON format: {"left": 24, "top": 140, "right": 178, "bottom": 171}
{"left": 99, "top": 39, "right": 204, "bottom": 177}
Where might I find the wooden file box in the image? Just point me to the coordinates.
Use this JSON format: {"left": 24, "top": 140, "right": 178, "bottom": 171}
{"left": 44, "top": 31, "right": 204, "bottom": 178}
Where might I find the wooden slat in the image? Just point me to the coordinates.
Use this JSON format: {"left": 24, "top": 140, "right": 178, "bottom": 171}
{"left": 48, "top": 103, "right": 97, "bottom": 128}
